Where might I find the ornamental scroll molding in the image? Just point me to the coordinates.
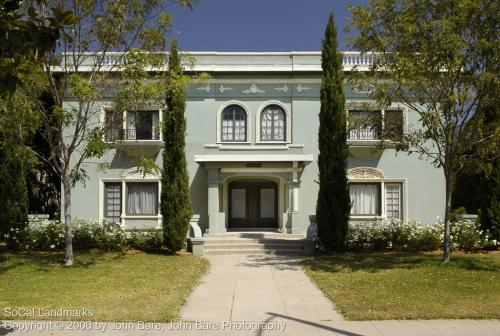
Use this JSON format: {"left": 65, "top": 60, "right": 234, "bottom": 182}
{"left": 121, "top": 167, "right": 160, "bottom": 179}
{"left": 347, "top": 167, "right": 384, "bottom": 179}
{"left": 242, "top": 83, "right": 265, "bottom": 94}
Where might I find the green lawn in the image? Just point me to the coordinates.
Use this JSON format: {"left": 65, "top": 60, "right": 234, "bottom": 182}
{"left": 302, "top": 252, "right": 500, "bottom": 320}
{"left": 0, "top": 251, "right": 209, "bottom": 321}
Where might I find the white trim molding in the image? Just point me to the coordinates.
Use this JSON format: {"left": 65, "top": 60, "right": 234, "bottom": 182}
{"left": 216, "top": 100, "right": 252, "bottom": 143}
{"left": 347, "top": 167, "right": 407, "bottom": 222}
{"left": 99, "top": 168, "right": 162, "bottom": 228}
{"left": 194, "top": 154, "right": 314, "bottom": 163}
{"left": 348, "top": 167, "right": 384, "bottom": 179}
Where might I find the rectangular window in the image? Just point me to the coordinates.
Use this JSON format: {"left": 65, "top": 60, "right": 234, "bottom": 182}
{"left": 384, "top": 110, "right": 404, "bottom": 141}
{"left": 104, "top": 182, "right": 122, "bottom": 223}
{"left": 348, "top": 109, "right": 404, "bottom": 141}
{"left": 105, "top": 111, "right": 123, "bottom": 141}
{"left": 125, "top": 111, "right": 159, "bottom": 140}
{"left": 349, "top": 183, "right": 381, "bottom": 216}
{"left": 126, "top": 182, "right": 158, "bottom": 215}
{"left": 348, "top": 110, "right": 381, "bottom": 140}
{"left": 385, "top": 183, "right": 403, "bottom": 219}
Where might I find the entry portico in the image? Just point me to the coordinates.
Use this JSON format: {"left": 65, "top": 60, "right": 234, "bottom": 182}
{"left": 194, "top": 154, "right": 314, "bottom": 234}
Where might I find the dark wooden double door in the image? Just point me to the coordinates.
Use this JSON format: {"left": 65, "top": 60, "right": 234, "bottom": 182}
{"left": 229, "top": 181, "right": 278, "bottom": 229}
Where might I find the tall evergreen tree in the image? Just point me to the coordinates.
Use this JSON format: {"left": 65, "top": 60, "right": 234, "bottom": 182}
{"left": 161, "top": 39, "right": 192, "bottom": 253}
{"left": 316, "top": 13, "right": 350, "bottom": 251}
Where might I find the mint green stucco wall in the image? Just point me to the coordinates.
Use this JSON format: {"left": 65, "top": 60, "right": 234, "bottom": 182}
{"left": 66, "top": 59, "right": 445, "bottom": 232}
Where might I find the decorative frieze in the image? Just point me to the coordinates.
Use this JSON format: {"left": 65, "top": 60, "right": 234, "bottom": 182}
{"left": 347, "top": 167, "right": 384, "bottom": 179}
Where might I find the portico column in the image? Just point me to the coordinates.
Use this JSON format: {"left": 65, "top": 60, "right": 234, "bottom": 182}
{"left": 207, "top": 168, "right": 225, "bottom": 234}
{"left": 287, "top": 161, "right": 301, "bottom": 233}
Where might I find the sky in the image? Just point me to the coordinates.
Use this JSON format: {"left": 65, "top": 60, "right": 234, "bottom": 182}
{"left": 168, "top": 0, "right": 368, "bottom": 52}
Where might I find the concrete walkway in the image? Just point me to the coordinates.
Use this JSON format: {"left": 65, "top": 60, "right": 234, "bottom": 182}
{"left": 180, "top": 254, "right": 344, "bottom": 323}
{"left": 2, "top": 255, "right": 499, "bottom": 335}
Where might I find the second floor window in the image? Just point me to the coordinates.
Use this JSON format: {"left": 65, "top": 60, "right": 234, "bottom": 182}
{"left": 348, "top": 109, "right": 403, "bottom": 141}
{"left": 105, "top": 110, "right": 160, "bottom": 141}
{"left": 105, "top": 111, "right": 123, "bottom": 142}
{"left": 261, "top": 105, "right": 286, "bottom": 142}
{"left": 221, "top": 105, "right": 247, "bottom": 142}
{"left": 126, "top": 110, "right": 159, "bottom": 140}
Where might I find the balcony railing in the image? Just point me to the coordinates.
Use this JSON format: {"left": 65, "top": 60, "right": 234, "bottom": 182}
{"left": 349, "top": 128, "right": 380, "bottom": 141}
{"left": 54, "top": 51, "right": 376, "bottom": 72}
{"left": 106, "top": 128, "right": 160, "bottom": 142}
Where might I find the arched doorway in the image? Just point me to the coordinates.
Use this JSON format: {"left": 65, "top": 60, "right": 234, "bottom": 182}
{"left": 228, "top": 180, "right": 278, "bottom": 229}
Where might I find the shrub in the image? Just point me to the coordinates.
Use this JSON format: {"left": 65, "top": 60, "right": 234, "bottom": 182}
{"left": 23, "top": 220, "right": 65, "bottom": 250}
{"left": 346, "top": 219, "right": 497, "bottom": 252}
{"left": 450, "top": 219, "right": 490, "bottom": 251}
{"left": 72, "top": 219, "right": 126, "bottom": 251}
{"left": 127, "top": 229, "right": 163, "bottom": 253}
{"left": 16, "top": 218, "right": 126, "bottom": 251}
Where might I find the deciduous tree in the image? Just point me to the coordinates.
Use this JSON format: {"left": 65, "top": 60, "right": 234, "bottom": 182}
{"left": 20, "top": 0, "right": 197, "bottom": 265}
{"left": 348, "top": 0, "right": 500, "bottom": 261}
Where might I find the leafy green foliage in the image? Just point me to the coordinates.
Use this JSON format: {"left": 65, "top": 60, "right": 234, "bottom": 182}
{"left": 348, "top": 0, "right": 500, "bottom": 261}
{"left": 161, "top": 40, "right": 192, "bottom": 253}
{"left": 316, "top": 14, "right": 351, "bottom": 252}
{"left": 346, "top": 219, "right": 497, "bottom": 252}
{"left": 127, "top": 229, "right": 164, "bottom": 253}
{"left": 8, "top": 0, "right": 197, "bottom": 265}
{"left": 0, "top": 89, "right": 43, "bottom": 248}
{"left": 0, "top": 0, "right": 75, "bottom": 93}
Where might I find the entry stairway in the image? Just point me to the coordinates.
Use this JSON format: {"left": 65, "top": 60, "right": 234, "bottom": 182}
{"left": 203, "top": 231, "right": 313, "bottom": 256}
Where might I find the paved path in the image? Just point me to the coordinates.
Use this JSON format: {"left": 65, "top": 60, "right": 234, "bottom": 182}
{"left": 2, "top": 255, "right": 499, "bottom": 335}
{"left": 180, "top": 254, "right": 344, "bottom": 323}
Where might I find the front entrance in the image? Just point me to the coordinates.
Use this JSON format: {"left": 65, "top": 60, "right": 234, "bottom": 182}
{"left": 228, "top": 181, "right": 278, "bottom": 229}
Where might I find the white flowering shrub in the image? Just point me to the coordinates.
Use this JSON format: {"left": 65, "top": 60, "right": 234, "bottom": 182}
{"left": 346, "top": 219, "right": 497, "bottom": 251}
{"left": 6, "top": 218, "right": 167, "bottom": 252}
{"left": 24, "top": 220, "right": 65, "bottom": 250}
{"left": 72, "top": 218, "right": 126, "bottom": 251}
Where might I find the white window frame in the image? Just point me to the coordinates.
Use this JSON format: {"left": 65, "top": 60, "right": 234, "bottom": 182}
{"left": 348, "top": 177, "right": 407, "bottom": 222}
{"left": 345, "top": 100, "right": 408, "bottom": 144}
{"left": 100, "top": 107, "right": 163, "bottom": 143}
{"left": 99, "top": 171, "right": 162, "bottom": 229}
{"left": 216, "top": 101, "right": 251, "bottom": 144}
{"left": 256, "top": 100, "right": 291, "bottom": 144}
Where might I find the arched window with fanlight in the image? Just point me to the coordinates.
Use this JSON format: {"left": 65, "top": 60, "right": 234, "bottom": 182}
{"left": 221, "top": 105, "right": 247, "bottom": 142}
{"left": 260, "top": 105, "right": 286, "bottom": 142}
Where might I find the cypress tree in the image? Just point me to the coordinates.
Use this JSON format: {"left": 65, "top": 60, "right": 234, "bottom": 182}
{"left": 161, "top": 39, "right": 192, "bottom": 253}
{"left": 316, "top": 13, "right": 350, "bottom": 251}
{"left": 0, "top": 96, "right": 29, "bottom": 249}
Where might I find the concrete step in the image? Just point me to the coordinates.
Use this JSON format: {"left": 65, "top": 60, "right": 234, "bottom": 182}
{"left": 204, "top": 248, "right": 305, "bottom": 256}
{"left": 204, "top": 238, "right": 307, "bottom": 245}
{"left": 204, "top": 232, "right": 305, "bottom": 239}
{"left": 204, "top": 243, "right": 304, "bottom": 251}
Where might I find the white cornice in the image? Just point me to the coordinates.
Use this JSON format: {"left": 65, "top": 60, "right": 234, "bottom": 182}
{"left": 194, "top": 154, "right": 314, "bottom": 163}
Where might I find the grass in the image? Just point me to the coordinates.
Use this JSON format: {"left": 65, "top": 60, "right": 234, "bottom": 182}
{"left": 302, "top": 251, "right": 500, "bottom": 320}
{"left": 0, "top": 250, "right": 209, "bottom": 321}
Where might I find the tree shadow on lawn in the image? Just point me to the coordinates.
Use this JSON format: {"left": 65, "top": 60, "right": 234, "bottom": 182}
{"left": 0, "top": 250, "right": 125, "bottom": 274}
{"left": 302, "top": 252, "right": 500, "bottom": 273}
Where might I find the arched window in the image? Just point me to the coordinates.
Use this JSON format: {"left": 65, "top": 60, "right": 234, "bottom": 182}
{"left": 260, "top": 105, "right": 286, "bottom": 141}
{"left": 221, "top": 105, "right": 247, "bottom": 142}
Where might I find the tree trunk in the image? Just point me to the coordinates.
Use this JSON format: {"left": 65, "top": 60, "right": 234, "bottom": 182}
{"left": 62, "top": 172, "right": 74, "bottom": 266}
{"left": 443, "top": 174, "right": 452, "bottom": 263}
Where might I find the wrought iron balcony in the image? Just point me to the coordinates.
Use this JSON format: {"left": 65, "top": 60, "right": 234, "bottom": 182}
{"left": 105, "top": 128, "right": 161, "bottom": 147}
